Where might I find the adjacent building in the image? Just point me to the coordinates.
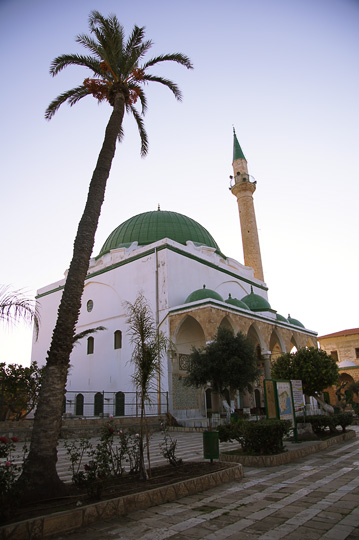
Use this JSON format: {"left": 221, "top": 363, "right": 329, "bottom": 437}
{"left": 318, "top": 328, "right": 359, "bottom": 406}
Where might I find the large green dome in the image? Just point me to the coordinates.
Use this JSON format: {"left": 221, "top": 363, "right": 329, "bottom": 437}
{"left": 99, "top": 210, "right": 221, "bottom": 256}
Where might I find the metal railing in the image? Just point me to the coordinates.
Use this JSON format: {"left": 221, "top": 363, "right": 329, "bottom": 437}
{"left": 64, "top": 391, "right": 168, "bottom": 418}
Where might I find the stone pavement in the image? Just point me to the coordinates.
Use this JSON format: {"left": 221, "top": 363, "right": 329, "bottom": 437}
{"left": 49, "top": 427, "right": 359, "bottom": 540}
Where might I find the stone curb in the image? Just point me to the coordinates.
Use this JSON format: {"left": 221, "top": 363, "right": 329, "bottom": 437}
{"left": 220, "top": 429, "right": 356, "bottom": 467}
{"left": 0, "top": 462, "right": 243, "bottom": 540}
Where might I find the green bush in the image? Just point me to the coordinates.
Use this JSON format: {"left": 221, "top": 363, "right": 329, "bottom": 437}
{"left": 218, "top": 419, "right": 291, "bottom": 455}
{"left": 334, "top": 412, "right": 354, "bottom": 432}
{"left": 297, "top": 413, "right": 354, "bottom": 435}
{"left": 241, "top": 419, "right": 291, "bottom": 455}
{"left": 218, "top": 419, "right": 245, "bottom": 445}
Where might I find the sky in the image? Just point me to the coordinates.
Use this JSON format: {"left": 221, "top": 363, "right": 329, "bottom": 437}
{"left": 0, "top": 0, "right": 358, "bottom": 367}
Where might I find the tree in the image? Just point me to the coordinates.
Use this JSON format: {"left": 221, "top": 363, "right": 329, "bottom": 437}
{"left": 0, "top": 362, "right": 44, "bottom": 421}
{"left": 184, "top": 326, "right": 259, "bottom": 413}
{"left": 21, "top": 11, "right": 192, "bottom": 497}
{"left": 271, "top": 347, "right": 339, "bottom": 411}
{"left": 0, "top": 285, "right": 39, "bottom": 339}
{"left": 125, "top": 293, "right": 169, "bottom": 480}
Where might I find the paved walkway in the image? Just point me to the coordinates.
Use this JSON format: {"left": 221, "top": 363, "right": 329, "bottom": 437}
{"left": 47, "top": 427, "right": 359, "bottom": 540}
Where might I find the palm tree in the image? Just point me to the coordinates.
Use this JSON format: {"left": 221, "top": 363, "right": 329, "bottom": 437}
{"left": 20, "top": 11, "right": 192, "bottom": 498}
{"left": 0, "top": 285, "right": 39, "bottom": 338}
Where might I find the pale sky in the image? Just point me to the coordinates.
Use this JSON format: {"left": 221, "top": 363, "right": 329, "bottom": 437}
{"left": 1, "top": 0, "right": 358, "bottom": 366}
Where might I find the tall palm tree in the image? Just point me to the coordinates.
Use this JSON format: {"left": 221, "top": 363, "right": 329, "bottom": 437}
{"left": 0, "top": 285, "right": 39, "bottom": 338}
{"left": 20, "top": 11, "right": 192, "bottom": 497}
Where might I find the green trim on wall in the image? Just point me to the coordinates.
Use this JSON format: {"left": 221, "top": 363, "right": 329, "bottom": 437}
{"left": 36, "top": 242, "right": 268, "bottom": 299}
{"left": 168, "top": 300, "right": 317, "bottom": 336}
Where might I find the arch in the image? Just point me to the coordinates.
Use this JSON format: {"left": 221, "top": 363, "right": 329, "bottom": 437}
{"left": 94, "top": 392, "right": 103, "bottom": 416}
{"left": 115, "top": 391, "right": 125, "bottom": 416}
{"left": 87, "top": 336, "right": 94, "bottom": 355}
{"left": 175, "top": 315, "right": 206, "bottom": 354}
{"left": 290, "top": 335, "right": 298, "bottom": 353}
{"left": 75, "top": 393, "right": 84, "bottom": 416}
{"left": 306, "top": 337, "right": 316, "bottom": 348}
{"left": 247, "top": 323, "right": 266, "bottom": 351}
{"left": 269, "top": 330, "right": 284, "bottom": 361}
{"left": 254, "top": 389, "right": 261, "bottom": 408}
{"left": 219, "top": 316, "right": 234, "bottom": 332}
{"left": 114, "top": 330, "right": 122, "bottom": 350}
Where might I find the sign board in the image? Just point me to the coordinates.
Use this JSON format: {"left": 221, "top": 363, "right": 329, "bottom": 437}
{"left": 291, "top": 379, "right": 304, "bottom": 413}
{"left": 276, "top": 381, "right": 295, "bottom": 426}
{"left": 264, "top": 379, "right": 297, "bottom": 427}
{"left": 264, "top": 379, "right": 278, "bottom": 419}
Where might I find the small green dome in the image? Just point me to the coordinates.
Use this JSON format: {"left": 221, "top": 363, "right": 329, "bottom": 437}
{"left": 225, "top": 294, "right": 249, "bottom": 310}
{"left": 276, "top": 313, "right": 288, "bottom": 322}
{"left": 99, "top": 210, "right": 222, "bottom": 256}
{"left": 185, "top": 285, "right": 224, "bottom": 304}
{"left": 287, "top": 314, "right": 305, "bottom": 328}
{"left": 241, "top": 286, "right": 272, "bottom": 312}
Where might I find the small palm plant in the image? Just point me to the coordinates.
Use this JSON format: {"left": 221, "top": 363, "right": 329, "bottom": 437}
{"left": 21, "top": 11, "right": 192, "bottom": 497}
{"left": 126, "top": 293, "right": 169, "bottom": 480}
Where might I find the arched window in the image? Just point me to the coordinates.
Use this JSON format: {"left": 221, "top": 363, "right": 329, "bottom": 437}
{"left": 94, "top": 392, "right": 103, "bottom": 416}
{"left": 75, "top": 393, "right": 84, "bottom": 416}
{"left": 115, "top": 391, "right": 125, "bottom": 416}
{"left": 114, "top": 330, "right": 122, "bottom": 350}
{"left": 87, "top": 336, "right": 94, "bottom": 355}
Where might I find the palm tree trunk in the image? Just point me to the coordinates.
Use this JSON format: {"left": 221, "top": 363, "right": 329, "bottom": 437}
{"left": 20, "top": 93, "right": 126, "bottom": 499}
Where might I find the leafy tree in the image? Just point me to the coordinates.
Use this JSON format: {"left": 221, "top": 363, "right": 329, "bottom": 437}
{"left": 0, "top": 362, "right": 44, "bottom": 421}
{"left": 21, "top": 11, "right": 192, "bottom": 497}
{"left": 125, "top": 293, "right": 169, "bottom": 480}
{"left": 184, "top": 326, "right": 259, "bottom": 413}
{"left": 271, "top": 347, "right": 339, "bottom": 408}
{"left": 0, "top": 285, "right": 39, "bottom": 339}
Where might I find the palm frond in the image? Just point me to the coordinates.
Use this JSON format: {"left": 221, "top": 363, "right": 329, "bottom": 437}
{"left": 50, "top": 54, "right": 101, "bottom": 76}
{"left": 142, "top": 53, "right": 193, "bottom": 70}
{"left": 142, "top": 74, "right": 183, "bottom": 101}
{"left": 0, "top": 286, "right": 40, "bottom": 339}
{"left": 73, "top": 326, "right": 106, "bottom": 345}
{"left": 129, "top": 106, "right": 149, "bottom": 156}
{"left": 88, "top": 10, "right": 125, "bottom": 78}
{"left": 45, "top": 85, "right": 90, "bottom": 119}
{"left": 117, "top": 125, "right": 125, "bottom": 143}
{"left": 76, "top": 34, "right": 104, "bottom": 60}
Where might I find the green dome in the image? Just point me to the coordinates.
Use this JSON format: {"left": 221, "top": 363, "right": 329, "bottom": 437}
{"left": 225, "top": 294, "right": 249, "bottom": 310}
{"left": 276, "top": 313, "right": 288, "bottom": 322}
{"left": 287, "top": 314, "right": 305, "bottom": 328}
{"left": 99, "top": 210, "right": 221, "bottom": 256}
{"left": 242, "top": 287, "right": 272, "bottom": 312}
{"left": 186, "top": 285, "right": 224, "bottom": 304}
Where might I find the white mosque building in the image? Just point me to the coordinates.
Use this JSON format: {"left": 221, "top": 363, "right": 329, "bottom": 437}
{"left": 31, "top": 132, "right": 317, "bottom": 425}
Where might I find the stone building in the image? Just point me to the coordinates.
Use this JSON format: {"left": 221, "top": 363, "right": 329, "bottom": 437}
{"left": 318, "top": 329, "right": 359, "bottom": 407}
{"left": 31, "top": 132, "right": 317, "bottom": 425}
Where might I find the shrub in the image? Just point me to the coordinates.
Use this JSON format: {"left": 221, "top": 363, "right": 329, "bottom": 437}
{"left": 64, "top": 422, "right": 141, "bottom": 497}
{"left": 296, "top": 413, "right": 354, "bottom": 435}
{"left": 334, "top": 412, "right": 354, "bottom": 432}
{"left": 0, "top": 436, "right": 28, "bottom": 520}
{"left": 241, "top": 419, "right": 291, "bottom": 455}
{"left": 218, "top": 419, "right": 245, "bottom": 445}
{"left": 218, "top": 418, "right": 291, "bottom": 455}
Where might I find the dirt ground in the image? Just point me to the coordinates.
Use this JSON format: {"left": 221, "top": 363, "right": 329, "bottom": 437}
{"left": 3, "top": 461, "right": 230, "bottom": 525}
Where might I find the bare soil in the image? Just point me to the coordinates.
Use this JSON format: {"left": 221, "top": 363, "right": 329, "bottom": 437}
{"left": 3, "top": 461, "right": 229, "bottom": 526}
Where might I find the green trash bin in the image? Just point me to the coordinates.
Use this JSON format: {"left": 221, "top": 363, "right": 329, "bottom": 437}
{"left": 203, "top": 430, "right": 219, "bottom": 461}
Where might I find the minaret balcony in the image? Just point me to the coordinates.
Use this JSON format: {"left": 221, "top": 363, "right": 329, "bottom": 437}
{"left": 229, "top": 172, "right": 257, "bottom": 188}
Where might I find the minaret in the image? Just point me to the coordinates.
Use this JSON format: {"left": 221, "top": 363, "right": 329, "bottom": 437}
{"left": 230, "top": 129, "right": 264, "bottom": 282}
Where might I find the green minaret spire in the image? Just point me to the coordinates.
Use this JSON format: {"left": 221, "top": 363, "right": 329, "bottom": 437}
{"left": 233, "top": 127, "right": 246, "bottom": 162}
